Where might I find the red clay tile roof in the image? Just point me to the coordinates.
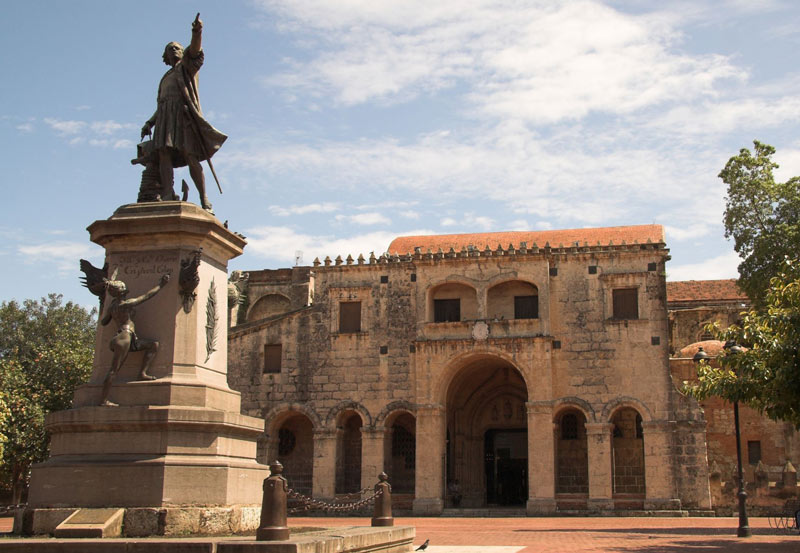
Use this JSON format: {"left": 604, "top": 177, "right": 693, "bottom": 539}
{"left": 666, "top": 279, "right": 747, "bottom": 303}
{"left": 677, "top": 340, "right": 726, "bottom": 359}
{"left": 387, "top": 224, "right": 665, "bottom": 254}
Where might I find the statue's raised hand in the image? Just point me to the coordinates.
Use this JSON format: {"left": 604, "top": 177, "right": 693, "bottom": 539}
{"left": 192, "top": 13, "right": 202, "bottom": 32}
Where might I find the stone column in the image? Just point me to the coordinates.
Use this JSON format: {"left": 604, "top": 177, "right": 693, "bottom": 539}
{"left": 585, "top": 422, "right": 614, "bottom": 511}
{"left": 313, "top": 428, "right": 338, "bottom": 500}
{"left": 642, "top": 420, "right": 681, "bottom": 510}
{"left": 526, "top": 402, "right": 556, "bottom": 514}
{"left": 362, "top": 427, "right": 386, "bottom": 491}
{"left": 413, "top": 405, "right": 445, "bottom": 515}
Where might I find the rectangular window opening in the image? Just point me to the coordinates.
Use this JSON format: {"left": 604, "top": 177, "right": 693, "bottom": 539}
{"left": 339, "top": 301, "right": 362, "bottom": 333}
{"left": 434, "top": 298, "right": 460, "bottom": 322}
{"left": 612, "top": 288, "right": 638, "bottom": 320}
{"left": 747, "top": 440, "right": 762, "bottom": 465}
{"left": 514, "top": 295, "right": 539, "bottom": 319}
{"left": 264, "top": 344, "right": 282, "bottom": 374}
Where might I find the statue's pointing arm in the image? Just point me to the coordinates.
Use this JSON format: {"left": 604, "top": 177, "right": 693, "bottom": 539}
{"left": 188, "top": 13, "right": 203, "bottom": 58}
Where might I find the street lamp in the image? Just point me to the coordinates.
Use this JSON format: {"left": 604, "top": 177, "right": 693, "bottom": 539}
{"left": 693, "top": 342, "right": 751, "bottom": 538}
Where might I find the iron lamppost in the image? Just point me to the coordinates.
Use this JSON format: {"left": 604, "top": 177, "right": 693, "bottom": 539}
{"left": 693, "top": 342, "right": 751, "bottom": 538}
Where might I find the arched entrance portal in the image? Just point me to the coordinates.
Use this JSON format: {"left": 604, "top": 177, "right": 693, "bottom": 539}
{"left": 446, "top": 356, "right": 528, "bottom": 507}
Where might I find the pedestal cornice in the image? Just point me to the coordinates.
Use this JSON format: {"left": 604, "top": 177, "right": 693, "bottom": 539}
{"left": 88, "top": 202, "right": 246, "bottom": 260}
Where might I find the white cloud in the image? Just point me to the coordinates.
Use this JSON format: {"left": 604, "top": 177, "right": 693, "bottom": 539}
{"left": 667, "top": 251, "right": 740, "bottom": 281}
{"left": 441, "top": 213, "right": 494, "bottom": 231}
{"left": 44, "top": 118, "right": 86, "bottom": 135}
{"left": 647, "top": 96, "right": 800, "bottom": 137}
{"left": 90, "top": 120, "right": 136, "bottom": 135}
{"left": 268, "top": 203, "right": 341, "bottom": 216}
{"left": 774, "top": 147, "right": 800, "bottom": 182}
{"left": 227, "top": 122, "right": 723, "bottom": 228}
{"left": 16, "top": 122, "right": 33, "bottom": 133}
{"left": 18, "top": 241, "right": 101, "bottom": 274}
{"left": 335, "top": 212, "right": 391, "bottom": 225}
{"left": 258, "top": 0, "right": 743, "bottom": 123}
{"left": 664, "top": 223, "right": 714, "bottom": 242}
{"left": 43, "top": 117, "right": 136, "bottom": 148}
{"left": 244, "top": 225, "right": 434, "bottom": 264}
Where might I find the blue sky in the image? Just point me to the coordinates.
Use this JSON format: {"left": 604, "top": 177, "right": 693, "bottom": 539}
{"left": 3, "top": 0, "right": 800, "bottom": 308}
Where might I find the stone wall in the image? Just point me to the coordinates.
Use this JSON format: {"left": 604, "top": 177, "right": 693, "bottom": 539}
{"left": 229, "top": 233, "right": 713, "bottom": 513}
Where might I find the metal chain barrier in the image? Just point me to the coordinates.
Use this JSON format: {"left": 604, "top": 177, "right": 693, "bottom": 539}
{"left": 286, "top": 485, "right": 383, "bottom": 514}
{"left": 257, "top": 462, "right": 394, "bottom": 540}
{"left": 0, "top": 504, "right": 25, "bottom": 516}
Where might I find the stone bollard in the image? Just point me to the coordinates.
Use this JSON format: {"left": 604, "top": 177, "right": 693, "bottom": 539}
{"left": 256, "top": 461, "right": 290, "bottom": 541}
{"left": 782, "top": 460, "right": 797, "bottom": 491}
{"left": 371, "top": 472, "right": 393, "bottom": 527}
{"left": 755, "top": 460, "right": 769, "bottom": 489}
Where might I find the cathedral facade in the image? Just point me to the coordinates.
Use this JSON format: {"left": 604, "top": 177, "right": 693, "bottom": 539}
{"left": 228, "top": 224, "right": 719, "bottom": 514}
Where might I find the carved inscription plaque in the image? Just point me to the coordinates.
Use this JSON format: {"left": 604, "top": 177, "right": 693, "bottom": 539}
{"left": 114, "top": 252, "right": 178, "bottom": 280}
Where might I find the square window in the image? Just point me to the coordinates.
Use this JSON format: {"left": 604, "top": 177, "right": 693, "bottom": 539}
{"left": 434, "top": 299, "right": 460, "bottom": 322}
{"left": 339, "top": 301, "right": 361, "bottom": 333}
{"left": 747, "top": 440, "right": 762, "bottom": 465}
{"left": 514, "top": 295, "right": 539, "bottom": 319}
{"left": 588, "top": 265, "right": 598, "bottom": 274}
{"left": 380, "top": 275, "right": 389, "bottom": 283}
{"left": 612, "top": 288, "right": 638, "bottom": 319}
{"left": 264, "top": 344, "right": 282, "bottom": 374}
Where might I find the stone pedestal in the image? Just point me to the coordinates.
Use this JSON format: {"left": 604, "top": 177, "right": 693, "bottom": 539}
{"left": 27, "top": 203, "right": 269, "bottom": 532}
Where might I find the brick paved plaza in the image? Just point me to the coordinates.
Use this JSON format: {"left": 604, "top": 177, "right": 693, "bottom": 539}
{"left": 1, "top": 515, "right": 798, "bottom": 551}
{"left": 290, "top": 516, "right": 799, "bottom": 553}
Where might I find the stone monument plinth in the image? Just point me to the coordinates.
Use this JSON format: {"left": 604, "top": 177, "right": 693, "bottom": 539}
{"left": 27, "top": 202, "right": 269, "bottom": 535}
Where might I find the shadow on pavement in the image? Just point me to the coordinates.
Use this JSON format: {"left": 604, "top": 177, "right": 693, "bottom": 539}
{"left": 513, "top": 527, "right": 798, "bottom": 537}
{"left": 612, "top": 539, "right": 800, "bottom": 553}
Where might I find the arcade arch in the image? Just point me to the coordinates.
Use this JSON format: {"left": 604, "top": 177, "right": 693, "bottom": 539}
{"left": 428, "top": 282, "right": 478, "bottom": 322}
{"left": 248, "top": 293, "right": 291, "bottom": 322}
{"left": 269, "top": 412, "right": 314, "bottom": 495}
{"left": 384, "top": 411, "right": 416, "bottom": 494}
{"left": 554, "top": 407, "right": 589, "bottom": 495}
{"left": 445, "top": 355, "right": 528, "bottom": 507}
{"left": 335, "top": 410, "right": 363, "bottom": 494}
{"left": 611, "top": 407, "right": 646, "bottom": 496}
{"left": 487, "top": 280, "right": 539, "bottom": 320}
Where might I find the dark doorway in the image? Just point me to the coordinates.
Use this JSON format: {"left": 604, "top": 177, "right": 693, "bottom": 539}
{"left": 484, "top": 429, "right": 527, "bottom": 505}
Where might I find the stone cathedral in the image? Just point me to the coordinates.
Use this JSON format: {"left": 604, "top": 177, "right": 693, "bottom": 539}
{"left": 227, "top": 224, "right": 799, "bottom": 515}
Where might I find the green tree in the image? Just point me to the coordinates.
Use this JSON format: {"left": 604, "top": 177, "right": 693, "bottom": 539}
{"left": 719, "top": 140, "right": 800, "bottom": 304}
{"left": 685, "top": 258, "right": 800, "bottom": 428}
{"left": 0, "top": 294, "right": 95, "bottom": 503}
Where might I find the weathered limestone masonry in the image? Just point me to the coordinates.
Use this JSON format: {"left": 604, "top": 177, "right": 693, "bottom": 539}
{"left": 228, "top": 224, "right": 714, "bottom": 515}
{"left": 672, "top": 342, "right": 800, "bottom": 515}
{"left": 27, "top": 203, "right": 269, "bottom": 536}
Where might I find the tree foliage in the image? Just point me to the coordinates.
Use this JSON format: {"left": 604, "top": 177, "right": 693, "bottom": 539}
{"left": 0, "top": 294, "right": 95, "bottom": 502}
{"left": 685, "top": 258, "right": 800, "bottom": 428}
{"left": 720, "top": 140, "right": 800, "bottom": 304}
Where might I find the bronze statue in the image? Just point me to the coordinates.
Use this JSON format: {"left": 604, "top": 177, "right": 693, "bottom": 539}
{"left": 79, "top": 259, "right": 109, "bottom": 312}
{"left": 99, "top": 271, "right": 170, "bottom": 406}
{"left": 139, "top": 13, "right": 226, "bottom": 214}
